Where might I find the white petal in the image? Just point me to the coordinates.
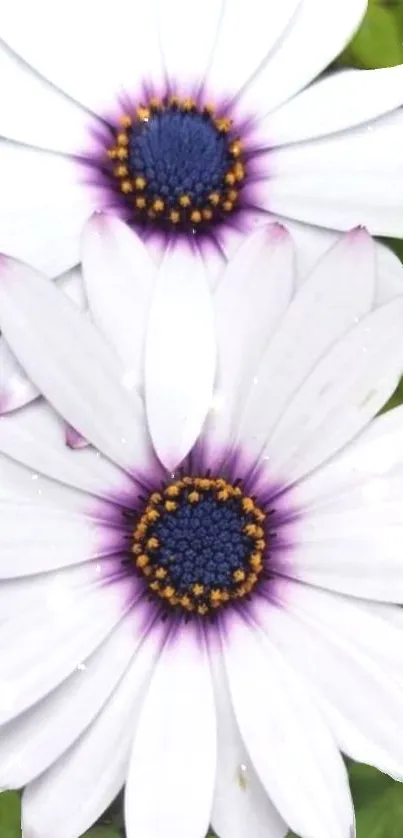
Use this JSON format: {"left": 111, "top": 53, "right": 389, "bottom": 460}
{"left": 0, "top": 40, "right": 100, "bottom": 153}
{"left": 0, "top": 142, "right": 95, "bottom": 276}
{"left": 239, "top": 0, "right": 366, "bottom": 118}
{"left": 0, "top": 257, "right": 151, "bottom": 474}
{"left": 0, "top": 401, "right": 140, "bottom": 505}
{"left": 0, "top": 266, "right": 85, "bottom": 414}
{"left": 0, "top": 502, "right": 118, "bottom": 577}
{"left": 375, "top": 241, "right": 403, "bottom": 306}
{"left": 0, "top": 337, "right": 38, "bottom": 413}
{"left": 253, "top": 585, "right": 403, "bottom": 779}
{"left": 0, "top": 413, "right": 126, "bottom": 520}
{"left": 156, "top": 0, "right": 224, "bottom": 92}
{"left": 1, "top": 0, "right": 163, "bottom": 114}
{"left": 210, "top": 648, "right": 287, "bottom": 838}
{"left": 82, "top": 214, "right": 156, "bottom": 385}
{"left": 285, "top": 403, "right": 403, "bottom": 600}
{"left": 204, "top": 224, "right": 294, "bottom": 456}
{"left": 204, "top": 0, "right": 300, "bottom": 101}
{"left": 145, "top": 244, "right": 216, "bottom": 470}
{"left": 264, "top": 65, "right": 403, "bottom": 147}
{"left": 264, "top": 110, "right": 403, "bottom": 237}
{"left": 290, "top": 404, "right": 403, "bottom": 510}
{"left": 222, "top": 614, "right": 353, "bottom": 838}
{"left": 23, "top": 625, "right": 164, "bottom": 838}
{"left": 0, "top": 564, "right": 135, "bottom": 723}
{"left": 264, "top": 297, "right": 403, "bottom": 484}
{"left": 0, "top": 610, "right": 144, "bottom": 787}
{"left": 125, "top": 625, "right": 216, "bottom": 838}
{"left": 272, "top": 220, "right": 340, "bottom": 289}
{"left": 237, "top": 229, "right": 376, "bottom": 463}
{"left": 283, "top": 504, "right": 403, "bottom": 601}
{"left": 201, "top": 237, "right": 227, "bottom": 291}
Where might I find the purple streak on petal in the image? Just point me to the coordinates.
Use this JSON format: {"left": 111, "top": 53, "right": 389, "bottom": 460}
{"left": 65, "top": 422, "right": 89, "bottom": 449}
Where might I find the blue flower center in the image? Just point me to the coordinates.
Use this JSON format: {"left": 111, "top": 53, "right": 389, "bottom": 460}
{"left": 130, "top": 476, "right": 267, "bottom": 617}
{"left": 129, "top": 110, "right": 229, "bottom": 206}
{"left": 107, "top": 97, "right": 246, "bottom": 233}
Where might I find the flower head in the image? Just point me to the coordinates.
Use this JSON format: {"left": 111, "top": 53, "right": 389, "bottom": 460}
{"left": 0, "top": 226, "right": 402, "bottom": 838}
{"left": 1, "top": 0, "right": 403, "bottom": 280}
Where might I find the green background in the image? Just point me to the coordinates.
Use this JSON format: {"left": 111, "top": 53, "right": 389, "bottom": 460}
{"left": 5, "top": 1, "right": 403, "bottom": 836}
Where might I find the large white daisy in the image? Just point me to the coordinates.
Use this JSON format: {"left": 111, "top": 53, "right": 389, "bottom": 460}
{"left": 0, "top": 226, "right": 402, "bottom": 838}
{"left": 1, "top": 0, "right": 403, "bottom": 284}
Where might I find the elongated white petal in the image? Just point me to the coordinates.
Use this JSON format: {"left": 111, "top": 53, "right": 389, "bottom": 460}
{"left": 201, "top": 237, "right": 227, "bottom": 290}
{"left": 292, "top": 404, "right": 403, "bottom": 512}
{"left": 157, "top": 0, "right": 224, "bottom": 92}
{"left": 237, "top": 229, "right": 375, "bottom": 462}
{"left": 0, "top": 142, "right": 95, "bottom": 276}
{"left": 204, "top": 224, "right": 294, "bottom": 456}
{"left": 0, "top": 266, "right": 85, "bottom": 414}
{"left": 223, "top": 614, "right": 353, "bottom": 838}
{"left": 0, "top": 564, "right": 135, "bottom": 724}
{"left": 283, "top": 508, "right": 403, "bottom": 601}
{"left": 1, "top": 0, "right": 163, "bottom": 114}
{"left": 0, "top": 40, "right": 99, "bottom": 152}
{"left": 210, "top": 648, "right": 287, "bottom": 838}
{"left": 0, "top": 610, "right": 143, "bottom": 787}
{"left": 0, "top": 502, "right": 118, "bottom": 577}
{"left": 239, "top": 0, "right": 366, "bottom": 118}
{"left": 23, "top": 625, "right": 165, "bottom": 838}
{"left": 205, "top": 0, "right": 300, "bottom": 101}
{"left": 0, "top": 337, "right": 38, "bottom": 413}
{"left": 265, "top": 298, "right": 403, "bottom": 484}
{"left": 264, "top": 65, "right": 403, "bottom": 147}
{"left": 375, "top": 242, "right": 403, "bottom": 306}
{"left": 0, "top": 257, "right": 151, "bottom": 474}
{"left": 125, "top": 626, "right": 216, "bottom": 838}
{"left": 264, "top": 110, "right": 403, "bottom": 237}
{"left": 145, "top": 244, "right": 216, "bottom": 470}
{"left": 253, "top": 586, "right": 403, "bottom": 779}
{"left": 285, "top": 403, "right": 403, "bottom": 600}
{"left": 0, "top": 401, "right": 140, "bottom": 505}
{"left": 82, "top": 214, "right": 156, "bottom": 385}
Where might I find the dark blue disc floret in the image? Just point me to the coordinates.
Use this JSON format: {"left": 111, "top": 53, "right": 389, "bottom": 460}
{"left": 129, "top": 110, "right": 230, "bottom": 207}
{"left": 128, "top": 476, "right": 268, "bottom": 617}
{"left": 107, "top": 96, "right": 247, "bottom": 233}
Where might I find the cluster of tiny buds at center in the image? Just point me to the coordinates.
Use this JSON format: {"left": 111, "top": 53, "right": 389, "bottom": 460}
{"left": 106, "top": 96, "right": 246, "bottom": 229}
{"left": 129, "top": 476, "right": 267, "bottom": 617}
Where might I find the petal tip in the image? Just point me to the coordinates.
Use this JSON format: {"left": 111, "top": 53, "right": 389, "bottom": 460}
{"left": 347, "top": 225, "right": 370, "bottom": 242}
{"left": 65, "top": 423, "right": 88, "bottom": 449}
{"left": 266, "top": 222, "right": 290, "bottom": 242}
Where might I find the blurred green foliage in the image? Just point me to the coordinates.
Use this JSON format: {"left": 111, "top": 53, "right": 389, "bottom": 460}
{"left": 338, "top": 0, "right": 403, "bottom": 68}
{"left": 0, "top": 792, "right": 21, "bottom": 838}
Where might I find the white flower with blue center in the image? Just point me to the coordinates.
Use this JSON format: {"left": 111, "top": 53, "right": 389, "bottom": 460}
{"left": 0, "top": 224, "right": 402, "bottom": 838}
{"left": 1, "top": 0, "right": 403, "bottom": 276}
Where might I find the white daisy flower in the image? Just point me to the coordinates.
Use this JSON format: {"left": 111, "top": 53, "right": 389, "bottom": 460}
{"left": 1, "top": 0, "right": 403, "bottom": 284}
{"left": 0, "top": 225, "right": 402, "bottom": 838}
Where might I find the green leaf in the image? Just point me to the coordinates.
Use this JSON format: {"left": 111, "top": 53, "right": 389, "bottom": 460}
{"left": 81, "top": 828, "right": 122, "bottom": 838}
{"left": 355, "top": 783, "right": 403, "bottom": 838}
{"left": 339, "top": 0, "right": 403, "bottom": 68}
{"left": 0, "top": 792, "right": 21, "bottom": 838}
{"left": 348, "top": 762, "right": 392, "bottom": 810}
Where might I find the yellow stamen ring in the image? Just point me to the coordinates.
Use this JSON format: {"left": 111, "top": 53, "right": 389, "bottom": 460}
{"left": 130, "top": 475, "right": 267, "bottom": 617}
{"left": 106, "top": 96, "right": 247, "bottom": 232}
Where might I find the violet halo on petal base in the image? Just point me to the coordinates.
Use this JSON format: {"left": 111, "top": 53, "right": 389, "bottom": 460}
{"left": 86, "top": 91, "right": 264, "bottom": 249}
